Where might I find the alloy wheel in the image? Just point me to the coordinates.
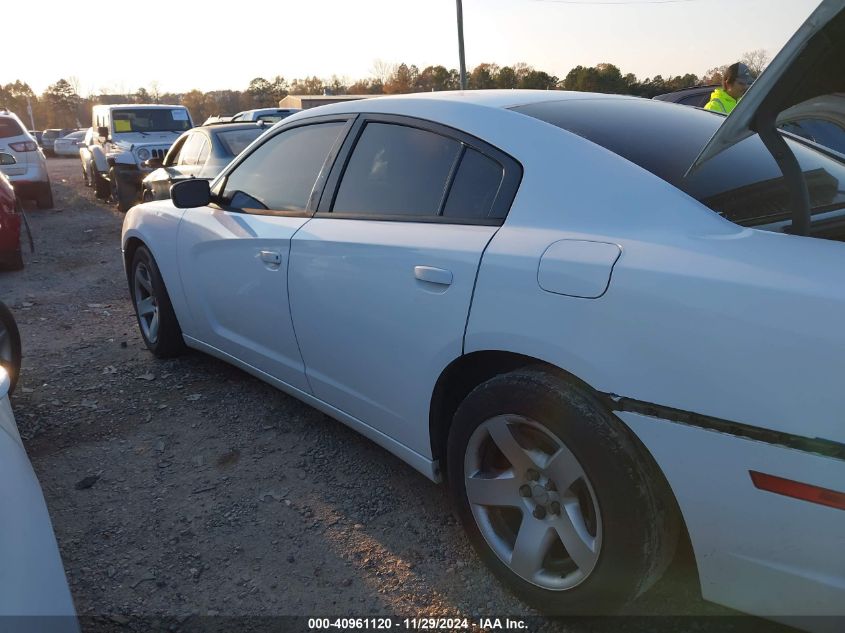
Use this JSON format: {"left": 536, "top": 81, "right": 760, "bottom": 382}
{"left": 134, "top": 262, "right": 160, "bottom": 344}
{"left": 463, "top": 414, "right": 602, "bottom": 590}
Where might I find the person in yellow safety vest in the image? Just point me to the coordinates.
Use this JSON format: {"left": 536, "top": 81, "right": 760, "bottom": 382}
{"left": 704, "top": 62, "right": 754, "bottom": 114}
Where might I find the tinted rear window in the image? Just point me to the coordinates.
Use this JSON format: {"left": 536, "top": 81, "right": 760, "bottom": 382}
{"left": 217, "top": 128, "right": 264, "bottom": 156}
{"left": 0, "top": 118, "right": 24, "bottom": 139}
{"left": 512, "top": 98, "right": 845, "bottom": 226}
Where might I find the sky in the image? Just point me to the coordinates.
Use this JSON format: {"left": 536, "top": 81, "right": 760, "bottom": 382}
{"left": 4, "top": 0, "right": 822, "bottom": 95}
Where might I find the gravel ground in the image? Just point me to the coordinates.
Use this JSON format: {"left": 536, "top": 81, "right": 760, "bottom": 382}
{"left": 0, "top": 159, "right": 787, "bottom": 633}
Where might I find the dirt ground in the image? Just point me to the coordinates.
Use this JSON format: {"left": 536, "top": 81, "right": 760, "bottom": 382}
{"left": 0, "top": 159, "right": 785, "bottom": 633}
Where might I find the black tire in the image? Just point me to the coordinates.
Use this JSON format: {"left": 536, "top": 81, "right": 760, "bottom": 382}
{"left": 82, "top": 161, "right": 91, "bottom": 187}
{"left": 109, "top": 166, "right": 136, "bottom": 213}
{"left": 130, "top": 246, "right": 186, "bottom": 358}
{"left": 447, "top": 367, "right": 679, "bottom": 615}
{"left": 141, "top": 187, "right": 153, "bottom": 203}
{"left": 94, "top": 166, "right": 110, "bottom": 200}
{"left": 35, "top": 182, "right": 53, "bottom": 209}
{"left": 0, "top": 302, "right": 22, "bottom": 396}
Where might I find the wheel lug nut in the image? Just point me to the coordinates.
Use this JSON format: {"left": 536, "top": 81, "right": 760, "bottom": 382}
{"left": 519, "top": 485, "right": 532, "bottom": 498}
{"left": 526, "top": 469, "right": 539, "bottom": 481}
{"left": 548, "top": 501, "right": 561, "bottom": 515}
{"left": 533, "top": 506, "right": 547, "bottom": 519}
{"left": 544, "top": 480, "right": 557, "bottom": 492}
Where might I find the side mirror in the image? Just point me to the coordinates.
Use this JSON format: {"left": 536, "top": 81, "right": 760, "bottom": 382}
{"left": 97, "top": 126, "right": 109, "bottom": 141}
{"left": 171, "top": 179, "right": 211, "bottom": 208}
{"left": 0, "top": 152, "right": 16, "bottom": 166}
{"left": 143, "top": 157, "right": 163, "bottom": 169}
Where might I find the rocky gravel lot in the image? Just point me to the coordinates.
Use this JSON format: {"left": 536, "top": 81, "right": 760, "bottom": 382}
{"left": 0, "top": 159, "right": 786, "bottom": 633}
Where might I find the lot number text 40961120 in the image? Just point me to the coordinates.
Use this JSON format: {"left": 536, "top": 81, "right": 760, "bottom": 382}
{"left": 307, "top": 617, "right": 528, "bottom": 630}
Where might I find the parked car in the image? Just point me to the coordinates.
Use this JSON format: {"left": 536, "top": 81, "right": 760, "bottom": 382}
{"left": 89, "top": 104, "right": 194, "bottom": 212}
{"left": 28, "top": 130, "right": 43, "bottom": 146}
{"left": 122, "top": 1, "right": 844, "bottom": 627}
{"left": 52, "top": 130, "right": 87, "bottom": 157}
{"left": 0, "top": 303, "right": 78, "bottom": 629}
{"left": 230, "top": 107, "right": 300, "bottom": 123}
{"left": 140, "top": 122, "right": 269, "bottom": 202}
{"left": 655, "top": 85, "right": 845, "bottom": 157}
{"left": 653, "top": 84, "right": 717, "bottom": 108}
{"left": 40, "top": 128, "right": 75, "bottom": 157}
{"left": 0, "top": 160, "right": 23, "bottom": 270}
{"left": 0, "top": 110, "right": 52, "bottom": 208}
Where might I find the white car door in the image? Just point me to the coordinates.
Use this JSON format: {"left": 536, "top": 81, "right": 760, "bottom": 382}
{"left": 176, "top": 118, "right": 352, "bottom": 392}
{"left": 288, "top": 116, "right": 521, "bottom": 456}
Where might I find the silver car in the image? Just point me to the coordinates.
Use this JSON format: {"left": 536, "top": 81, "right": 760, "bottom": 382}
{"left": 0, "top": 110, "right": 53, "bottom": 208}
{"left": 53, "top": 130, "right": 86, "bottom": 157}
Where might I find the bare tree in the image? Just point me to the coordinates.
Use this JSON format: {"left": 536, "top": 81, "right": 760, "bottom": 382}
{"left": 149, "top": 80, "right": 161, "bottom": 104}
{"left": 740, "top": 49, "right": 769, "bottom": 78}
{"left": 370, "top": 59, "right": 397, "bottom": 86}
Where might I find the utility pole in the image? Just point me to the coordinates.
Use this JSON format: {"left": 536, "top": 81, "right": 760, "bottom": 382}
{"left": 456, "top": 0, "right": 467, "bottom": 90}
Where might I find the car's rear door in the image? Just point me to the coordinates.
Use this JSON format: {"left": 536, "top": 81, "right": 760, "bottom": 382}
{"left": 176, "top": 117, "right": 352, "bottom": 392}
{"left": 288, "top": 115, "right": 521, "bottom": 456}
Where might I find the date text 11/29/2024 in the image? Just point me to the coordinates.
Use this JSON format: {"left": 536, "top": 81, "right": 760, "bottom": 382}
{"left": 307, "top": 618, "right": 528, "bottom": 630}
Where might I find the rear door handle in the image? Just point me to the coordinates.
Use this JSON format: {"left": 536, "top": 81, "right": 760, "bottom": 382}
{"left": 414, "top": 265, "right": 453, "bottom": 286}
{"left": 260, "top": 250, "right": 282, "bottom": 268}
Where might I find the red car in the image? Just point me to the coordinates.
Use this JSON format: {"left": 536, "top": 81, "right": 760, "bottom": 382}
{"left": 0, "top": 167, "right": 22, "bottom": 270}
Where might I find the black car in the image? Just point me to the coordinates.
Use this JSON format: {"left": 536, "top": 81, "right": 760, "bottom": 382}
{"left": 653, "top": 85, "right": 718, "bottom": 109}
{"left": 140, "top": 122, "right": 270, "bottom": 202}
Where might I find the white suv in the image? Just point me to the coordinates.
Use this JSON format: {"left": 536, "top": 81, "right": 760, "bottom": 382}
{"left": 0, "top": 109, "right": 52, "bottom": 209}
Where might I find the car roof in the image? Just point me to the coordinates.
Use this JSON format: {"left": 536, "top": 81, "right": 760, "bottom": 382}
{"left": 309, "top": 89, "right": 638, "bottom": 114}
{"left": 94, "top": 104, "right": 187, "bottom": 110}
{"left": 201, "top": 122, "right": 271, "bottom": 133}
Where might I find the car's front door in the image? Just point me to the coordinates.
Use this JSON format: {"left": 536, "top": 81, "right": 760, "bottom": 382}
{"left": 288, "top": 116, "right": 521, "bottom": 456}
{"left": 176, "top": 118, "right": 352, "bottom": 391}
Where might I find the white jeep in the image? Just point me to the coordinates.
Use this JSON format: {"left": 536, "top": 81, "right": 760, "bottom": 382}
{"left": 90, "top": 104, "right": 193, "bottom": 211}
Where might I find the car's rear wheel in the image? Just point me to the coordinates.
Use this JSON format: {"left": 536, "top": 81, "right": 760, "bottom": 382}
{"left": 447, "top": 367, "right": 679, "bottom": 615}
{"left": 35, "top": 182, "right": 53, "bottom": 209}
{"left": 0, "top": 302, "right": 22, "bottom": 395}
{"left": 130, "top": 245, "right": 185, "bottom": 358}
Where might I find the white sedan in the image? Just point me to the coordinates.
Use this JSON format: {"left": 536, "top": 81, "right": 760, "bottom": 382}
{"left": 52, "top": 130, "right": 86, "bottom": 157}
{"left": 121, "top": 2, "right": 844, "bottom": 628}
{"left": 0, "top": 306, "right": 77, "bottom": 629}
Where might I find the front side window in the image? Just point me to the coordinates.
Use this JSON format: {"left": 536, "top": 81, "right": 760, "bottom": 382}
{"left": 333, "top": 123, "right": 461, "bottom": 217}
{"left": 222, "top": 121, "right": 345, "bottom": 211}
{"left": 178, "top": 133, "right": 205, "bottom": 166}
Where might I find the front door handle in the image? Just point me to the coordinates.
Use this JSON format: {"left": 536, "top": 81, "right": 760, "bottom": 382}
{"left": 260, "top": 250, "right": 282, "bottom": 269}
{"left": 414, "top": 265, "right": 453, "bottom": 286}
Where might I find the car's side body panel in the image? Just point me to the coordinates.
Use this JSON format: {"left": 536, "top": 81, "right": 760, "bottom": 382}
{"left": 624, "top": 411, "right": 845, "bottom": 622}
{"left": 289, "top": 218, "right": 499, "bottom": 457}
{"left": 176, "top": 208, "right": 311, "bottom": 393}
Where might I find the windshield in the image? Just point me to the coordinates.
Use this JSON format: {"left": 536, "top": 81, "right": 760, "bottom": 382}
{"left": 112, "top": 108, "right": 192, "bottom": 133}
{"left": 512, "top": 98, "right": 845, "bottom": 227}
{"left": 216, "top": 128, "right": 264, "bottom": 157}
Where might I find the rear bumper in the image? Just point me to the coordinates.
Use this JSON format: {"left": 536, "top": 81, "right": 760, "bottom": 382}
{"left": 619, "top": 411, "right": 845, "bottom": 626}
{"left": 8, "top": 159, "right": 49, "bottom": 188}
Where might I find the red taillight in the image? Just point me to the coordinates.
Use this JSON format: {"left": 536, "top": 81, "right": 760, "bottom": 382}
{"left": 750, "top": 471, "right": 845, "bottom": 511}
{"left": 9, "top": 141, "right": 37, "bottom": 152}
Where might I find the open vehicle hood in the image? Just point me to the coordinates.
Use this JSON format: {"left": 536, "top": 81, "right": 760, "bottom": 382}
{"left": 688, "top": 0, "right": 845, "bottom": 175}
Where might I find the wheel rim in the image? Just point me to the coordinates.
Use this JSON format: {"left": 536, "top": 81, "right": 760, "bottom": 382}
{"left": 133, "top": 262, "right": 159, "bottom": 344}
{"left": 464, "top": 414, "right": 602, "bottom": 591}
